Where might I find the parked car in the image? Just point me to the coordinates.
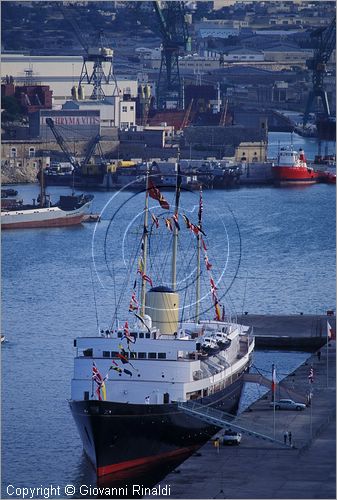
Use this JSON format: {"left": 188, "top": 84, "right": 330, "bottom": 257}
{"left": 219, "top": 429, "right": 242, "bottom": 445}
{"left": 270, "top": 399, "right": 306, "bottom": 411}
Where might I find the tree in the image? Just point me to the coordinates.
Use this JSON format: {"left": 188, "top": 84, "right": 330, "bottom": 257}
{"left": 1, "top": 96, "right": 23, "bottom": 122}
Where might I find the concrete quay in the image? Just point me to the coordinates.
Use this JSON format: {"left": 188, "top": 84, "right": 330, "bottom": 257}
{"left": 154, "top": 344, "right": 336, "bottom": 499}
{"left": 237, "top": 314, "right": 336, "bottom": 350}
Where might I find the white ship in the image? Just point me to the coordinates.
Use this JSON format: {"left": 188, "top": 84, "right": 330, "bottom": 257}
{"left": 69, "top": 166, "right": 254, "bottom": 480}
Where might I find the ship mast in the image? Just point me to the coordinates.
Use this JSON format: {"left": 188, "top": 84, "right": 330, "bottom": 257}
{"left": 171, "top": 151, "right": 181, "bottom": 291}
{"left": 195, "top": 187, "right": 202, "bottom": 322}
{"left": 140, "top": 164, "right": 150, "bottom": 317}
{"left": 39, "top": 159, "right": 45, "bottom": 208}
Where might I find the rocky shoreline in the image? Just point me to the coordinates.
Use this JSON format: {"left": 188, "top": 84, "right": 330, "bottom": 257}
{"left": 1, "top": 164, "right": 38, "bottom": 185}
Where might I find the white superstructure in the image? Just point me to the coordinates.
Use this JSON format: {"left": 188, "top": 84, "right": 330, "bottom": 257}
{"left": 71, "top": 319, "right": 254, "bottom": 405}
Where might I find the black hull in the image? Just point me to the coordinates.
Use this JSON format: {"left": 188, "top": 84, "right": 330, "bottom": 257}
{"left": 69, "top": 374, "right": 245, "bottom": 479}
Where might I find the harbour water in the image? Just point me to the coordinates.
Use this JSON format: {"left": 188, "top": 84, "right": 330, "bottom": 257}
{"left": 1, "top": 132, "right": 335, "bottom": 498}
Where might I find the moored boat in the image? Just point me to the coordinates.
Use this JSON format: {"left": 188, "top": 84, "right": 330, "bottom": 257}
{"left": 69, "top": 164, "right": 254, "bottom": 480}
{"left": 1, "top": 163, "right": 93, "bottom": 229}
{"left": 1, "top": 195, "right": 94, "bottom": 229}
{"left": 320, "top": 170, "right": 336, "bottom": 184}
{"left": 272, "top": 147, "right": 320, "bottom": 185}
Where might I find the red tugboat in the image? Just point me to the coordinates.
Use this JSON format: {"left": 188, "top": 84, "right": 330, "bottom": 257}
{"left": 272, "top": 147, "right": 320, "bottom": 185}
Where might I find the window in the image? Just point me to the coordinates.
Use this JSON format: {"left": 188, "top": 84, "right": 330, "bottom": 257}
{"left": 138, "top": 352, "right": 147, "bottom": 359}
{"left": 130, "top": 352, "right": 137, "bottom": 359}
{"left": 122, "top": 106, "right": 127, "bottom": 112}
{"left": 158, "top": 353, "right": 166, "bottom": 359}
{"left": 130, "top": 106, "right": 134, "bottom": 111}
{"left": 145, "top": 333, "right": 151, "bottom": 339}
{"left": 117, "top": 332, "right": 123, "bottom": 338}
{"left": 10, "top": 148, "right": 17, "bottom": 158}
{"left": 148, "top": 352, "right": 157, "bottom": 359}
{"left": 111, "top": 351, "right": 119, "bottom": 358}
{"left": 103, "top": 351, "right": 110, "bottom": 358}
{"left": 83, "top": 348, "right": 93, "bottom": 357}
{"left": 29, "top": 147, "right": 35, "bottom": 157}
{"left": 139, "top": 332, "right": 144, "bottom": 339}
{"left": 84, "top": 391, "right": 89, "bottom": 401}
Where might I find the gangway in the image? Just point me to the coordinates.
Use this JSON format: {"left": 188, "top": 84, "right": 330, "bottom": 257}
{"left": 178, "top": 401, "right": 292, "bottom": 448}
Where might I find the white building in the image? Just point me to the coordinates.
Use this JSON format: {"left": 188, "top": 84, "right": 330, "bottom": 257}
{"left": 1, "top": 54, "right": 138, "bottom": 106}
{"left": 221, "top": 48, "right": 264, "bottom": 62}
{"left": 62, "top": 97, "right": 135, "bottom": 129}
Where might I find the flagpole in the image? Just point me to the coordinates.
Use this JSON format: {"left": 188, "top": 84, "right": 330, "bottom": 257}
{"left": 310, "top": 391, "right": 313, "bottom": 438}
{"left": 196, "top": 187, "right": 202, "bottom": 322}
{"left": 172, "top": 151, "right": 181, "bottom": 291}
{"left": 326, "top": 322, "right": 329, "bottom": 388}
{"left": 140, "top": 165, "right": 150, "bottom": 317}
{"left": 272, "top": 363, "right": 276, "bottom": 440}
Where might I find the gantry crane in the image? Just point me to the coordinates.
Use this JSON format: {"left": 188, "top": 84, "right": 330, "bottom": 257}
{"left": 58, "top": 2, "right": 119, "bottom": 100}
{"left": 153, "top": 0, "right": 190, "bottom": 109}
{"left": 303, "top": 16, "right": 336, "bottom": 126}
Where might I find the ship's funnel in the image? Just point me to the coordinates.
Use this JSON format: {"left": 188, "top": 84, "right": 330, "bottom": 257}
{"left": 145, "top": 286, "right": 179, "bottom": 335}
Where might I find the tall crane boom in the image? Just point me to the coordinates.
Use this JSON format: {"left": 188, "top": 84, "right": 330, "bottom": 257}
{"left": 57, "top": 2, "right": 118, "bottom": 100}
{"left": 154, "top": 0, "right": 190, "bottom": 109}
{"left": 303, "top": 16, "right": 336, "bottom": 125}
{"left": 46, "top": 118, "right": 103, "bottom": 171}
{"left": 46, "top": 118, "right": 80, "bottom": 170}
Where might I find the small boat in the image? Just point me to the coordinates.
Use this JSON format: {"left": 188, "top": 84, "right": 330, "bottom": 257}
{"left": 1, "top": 335, "right": 5, "bottom": 344}
{"left": 1, "top": 163, "right": 93, "bottom": 230}
{"left": 272, "top": 147, "right": 320, "bottom": 185}
{"left": 319, "top": 170, "right": 336, "bottom": 184}
{"left": 1, "top": 188, "right": 18, "bottom": 198}
{"left": 69, "top": 162, "right": 254, "bottom": 480}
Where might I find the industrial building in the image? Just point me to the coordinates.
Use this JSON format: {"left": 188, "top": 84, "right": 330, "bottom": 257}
{"left": 1, "top": 54, "right": 138, "bottom": 106}
{"left": 29, "top": 109, "right": 101, "bottom": 141}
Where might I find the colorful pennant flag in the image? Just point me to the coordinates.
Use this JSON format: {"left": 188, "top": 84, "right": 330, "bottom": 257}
{"left": 151, "top": 213, "right": 160, "bottom": 228}
{"left": 165, "top": 218, "right": 173, "bottom": 232}
{"left": 148, "top": 179, "right": 170, "bottom": 210}
{"left": 129, "top": 292, "right": 139, "bottom": 312}
{"left": 122, "top": 320, "right": 136, "bottom": 344}
{"left": 92, "top": 362, "right": 106, "bottom": 401}
{"left": 327, "top": 320, "right": 335, "bottom": 340}
{"left": 204, "top": 254, "right": 212, "bottom": 270}
{"left": 214, "top": 301, "right": 221, "bottom": 321}
{"left": 182, "top": 214, "right": 191, "bottom": 229}
{"left": 271, "top": 365, "right": 277, "bottom": 393}
{"left": 172, "top": 213, "right": 180, "bottom": 231}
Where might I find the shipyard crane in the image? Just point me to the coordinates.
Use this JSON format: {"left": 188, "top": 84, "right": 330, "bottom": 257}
{"left": 303, "top": 16, "right": 336, "bottom": 126}
{"left": 46, "top": 118, "right": 103, "bottom": 172}
{"left": 57, "top": 2, "right": 119, "bottom": 100}
{"left": 46, "top": 118, "right": 81, "bottom": 171}
{"left": 153, "top": 0, "right": 190, "bottom": 109}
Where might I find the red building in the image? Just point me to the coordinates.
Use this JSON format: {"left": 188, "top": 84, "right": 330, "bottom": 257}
{"left": 1, "top": 80, "right": 53, "bottom": 114}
